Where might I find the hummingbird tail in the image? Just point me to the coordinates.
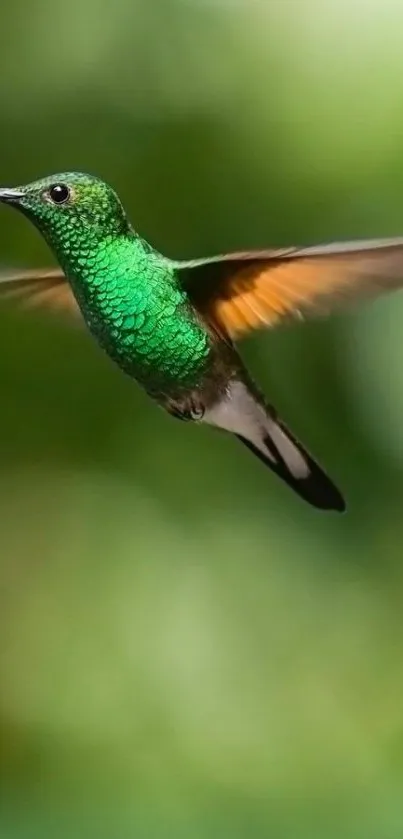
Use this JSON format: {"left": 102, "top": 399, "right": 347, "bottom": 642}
{"left": 204, "top": 380, "right": 345, "bottom": 512}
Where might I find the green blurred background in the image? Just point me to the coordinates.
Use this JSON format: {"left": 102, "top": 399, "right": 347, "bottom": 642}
{"left": 2, "top": 0, "right": 403, "bottom": 836}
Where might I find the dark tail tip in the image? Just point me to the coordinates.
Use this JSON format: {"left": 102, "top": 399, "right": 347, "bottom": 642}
{"left": 237, "top": 435, "right": 346, "bottom": 513}
{"left": 293, "top": 463, "right": 346, "bottom": 512}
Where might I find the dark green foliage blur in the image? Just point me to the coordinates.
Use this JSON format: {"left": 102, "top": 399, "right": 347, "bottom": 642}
{"left": 2, "top": 0, "right": 403, "bottom": 836}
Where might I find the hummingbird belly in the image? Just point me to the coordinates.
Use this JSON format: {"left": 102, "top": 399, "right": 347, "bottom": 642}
{"left": 65, "top": 245, "right": 214, "bottom": 396}
{"left": 83, "top": 289, "right": 213, "bottom": 396}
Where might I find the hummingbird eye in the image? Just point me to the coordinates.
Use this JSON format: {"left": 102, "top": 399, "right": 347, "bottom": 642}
{"left": 47, "top": 184, "right": 71, "bottom": 205}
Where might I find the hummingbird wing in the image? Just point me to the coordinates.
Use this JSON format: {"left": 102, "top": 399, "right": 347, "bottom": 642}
{"left": 0, "top": 267, "right": 80, "bottom": 318}
{"left": 180, "top": 238, "right": 403, "bottom": 339}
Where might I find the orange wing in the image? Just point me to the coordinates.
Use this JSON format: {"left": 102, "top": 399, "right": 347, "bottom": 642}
{"left": 181, "top": 238, "right": 403, "bottom": 339}
{"left": 0, "top": 267, "right": 80, "bottom": 319}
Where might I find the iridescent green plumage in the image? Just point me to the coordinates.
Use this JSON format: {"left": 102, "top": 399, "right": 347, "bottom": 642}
{"left": 81, "top": 238, "right": 211, "bottom": 394}
{"left": 14, "top": 173, "right": 211, "bottom": 396}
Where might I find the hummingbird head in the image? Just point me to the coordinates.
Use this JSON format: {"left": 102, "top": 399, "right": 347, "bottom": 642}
{"left": 0, "top": 172, "right": 132, "bottom": 271}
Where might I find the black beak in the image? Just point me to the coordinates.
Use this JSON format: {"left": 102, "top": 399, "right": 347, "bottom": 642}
{"left": 0, "top": 188, "right": 24, "bottom": 203}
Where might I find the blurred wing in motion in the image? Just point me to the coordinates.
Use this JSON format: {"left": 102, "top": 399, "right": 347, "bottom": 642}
{"left": 0, "top": 267, "right": 80, "bottom": 319}
{"left": 180, "top": 238, "right": 403, "bottom": 339}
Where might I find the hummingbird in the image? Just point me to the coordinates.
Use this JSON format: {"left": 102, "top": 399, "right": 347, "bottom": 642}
{"left": 0, "top": 173, "right": 403, "bottom": 512}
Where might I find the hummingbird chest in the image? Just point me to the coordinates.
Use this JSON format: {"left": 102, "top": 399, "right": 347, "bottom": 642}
{"left": 73, "top": 254, "right": 212, "bottom": 395}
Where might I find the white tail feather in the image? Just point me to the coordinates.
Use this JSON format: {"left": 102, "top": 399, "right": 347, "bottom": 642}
{"left": 204, "top": 380, "right": 309, "bottom": 478}
{"left": 203, "top": 379, "right": 344, "bottom": 511}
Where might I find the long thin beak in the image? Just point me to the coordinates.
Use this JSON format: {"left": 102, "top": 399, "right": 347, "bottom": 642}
{"left": 0, "top": 188, "right": 24, "bottom": 202}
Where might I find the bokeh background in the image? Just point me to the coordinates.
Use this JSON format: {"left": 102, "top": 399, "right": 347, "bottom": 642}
{"left": 1, "top": 0, "right": 403, "bottom": 836}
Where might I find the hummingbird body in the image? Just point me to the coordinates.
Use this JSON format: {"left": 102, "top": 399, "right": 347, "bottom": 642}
{"left": 50, "top": 224, "right": 268, "bottom": 438}
{"left": 35, "top": 203, "right": 239, "bottom": 419}
{"left": 4, "top": 172, "right": 403, "bottom": 511}
{"left": 5, "top": 173, "right": 271, "bottom": 422}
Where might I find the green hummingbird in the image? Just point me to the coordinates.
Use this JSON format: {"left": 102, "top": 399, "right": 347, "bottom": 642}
{"left": 1, "top": 172, "right": 403, "bottom": 512}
